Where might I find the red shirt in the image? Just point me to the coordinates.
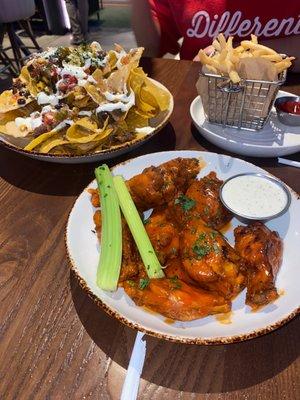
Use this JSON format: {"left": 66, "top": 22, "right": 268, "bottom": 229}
{"left": 149, "top": 0, "right": 300, "bottom": 59}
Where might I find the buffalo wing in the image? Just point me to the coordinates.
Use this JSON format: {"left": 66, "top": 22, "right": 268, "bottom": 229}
{"left": 234, "top": 222, "right": 283, "bottom": 309}
{"left": 123, "top": 278, "right": 230, "bottom": 321}
{"left": 127, "top": 157, "right": 201, "bottom": 211}
{"left": 180, "top": 221, "right": 245, "bottom": 299}
{"left": 170, "top": 172, "right": 232, "bottom": 230}
{"left": 144, "top": 207, "right": 180, "bottom": 264}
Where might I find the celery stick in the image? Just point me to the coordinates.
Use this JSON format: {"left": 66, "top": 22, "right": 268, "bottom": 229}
{"left": 95, "top": 165, "right": 122, "bottom": 291}
{"left": 113, "top": 175, "right": 165, "bottom": 279}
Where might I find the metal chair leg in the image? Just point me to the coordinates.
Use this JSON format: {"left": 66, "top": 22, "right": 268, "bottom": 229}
{"left": 0, "top": 48, "right": 18, "bottom": 76}
{"left": 19, "top": 19, "right": 42, "bottom": 51}
{"left": 6, "top": 23, "right": 23, "bottom": 72}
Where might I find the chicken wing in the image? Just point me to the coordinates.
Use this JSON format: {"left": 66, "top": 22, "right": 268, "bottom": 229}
{"left": 127, "top": 157, "right": 201, "bottom": 211}
{"left": 234, "top": 222, "right": 283, "bottom": 309}
{"left": 123, "top": 277, "right": 230, "bottom": 321}
{"left": 164, "top": 258, "right": 197, "bottom": 285}
{"left": 144, "top": 207, "right": 180, "bottom": 264}
{"left": 169, "top": 172, "right": 232, "bottom": 230}
{"left": 180, "top": 220, "right": 245, "bottom": 299}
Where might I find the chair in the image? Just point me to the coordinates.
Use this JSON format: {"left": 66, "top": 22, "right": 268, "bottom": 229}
{"left": 0, "top": 0, "right": 42, "bottom": 75}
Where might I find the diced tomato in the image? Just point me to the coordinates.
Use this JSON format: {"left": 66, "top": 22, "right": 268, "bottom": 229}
{"left": 58, "top": 81, "right": 68, "bottom": 92}
{"left": 58, "top": 75, "right": 78, "bottom": 93}
{"left": 42, "top": 112, "right": 55, "bottom": 125}
{"left": 51, "top": 67, "right": 58, "bottom": 79}
{"left": 66, "top": 75, "right": 78, "bottom": 85}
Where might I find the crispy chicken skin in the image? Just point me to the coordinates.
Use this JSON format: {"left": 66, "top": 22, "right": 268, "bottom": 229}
{"left": 180, "top": 221, "right": 245, "bottom": 299}
{"left": 127, "top": 157, "right": 201, "bottom": 211}
{"left": 88, "top": 188, "right": 100, "bottom": 208}
{"left": 234, "top": 222, "right": 283, "bottom": 309}
{"left": 88, "top": 158, "right": 201, "bottom": 212}
{"left": 123, "top": 278, "right": 230, "bottom": 321}
{"left": 164, "top": 258, "right": 197, "bottom": 285}
{"left": 144, "top": 207, "right": 180, "bottom": 264}
{"left": 170, "top": 172, "right": 232, "bottom": 230}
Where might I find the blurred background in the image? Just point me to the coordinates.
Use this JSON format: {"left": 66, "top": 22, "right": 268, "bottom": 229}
{"left": 0, "top": 0, "right": 136, "bottom": 87}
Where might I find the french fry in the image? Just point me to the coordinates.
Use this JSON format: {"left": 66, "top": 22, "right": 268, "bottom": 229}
{"left": 227, "top": 36, "right": 234, "bottom": 50}
{"left": 234, "top": 45, "right": 245, "bottom": 53}
{"left": 212, "top": 39, "right": 221, "bottom": 52}
{"left": 241, "top": 41, "right": 278, "bottom": 55}
{"left": 205, "top": 65, "right": 218, "bottom": 74}
{"left": 199, "top": 33, "right": 294, "bottom": 83}
{"left": 251, "top": 34, "right": 258, "bottom": 44}
{"left": 261, "top": 54, "right": 283, "bottom": 62}
{"left": 275, "top": 60, "right": 292, "bottom": 73}
{"left": 217, "top": 33, "right": 227, "bottom": 50}
{"left": 229, "top": 70, "right": 241, "bottom": 83}
{"left": 198, "top": 50, "right": 220, "bottom": 69}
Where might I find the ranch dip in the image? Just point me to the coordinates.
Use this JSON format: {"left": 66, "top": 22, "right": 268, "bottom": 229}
{"left": 221, "top": 175, "right": 288, "bottom": 219}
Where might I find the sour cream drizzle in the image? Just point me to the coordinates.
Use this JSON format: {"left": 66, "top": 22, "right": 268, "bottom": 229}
{"left": 221, "top": 175, "right": 288, "bottom": 218}
{"left": 61, "top": 61, "right": 87, "bottom": 79}
{"left": 96, "top": 88, "right": 135, "bottom": 113}
{"left": 113, "top": 50, "right": 127, "bottom": 69}
{"left": 15, "top": 115, "right": 42, "bottom": 130}
{"left": 37, "top": 92, "right": 60, "bottom": 106}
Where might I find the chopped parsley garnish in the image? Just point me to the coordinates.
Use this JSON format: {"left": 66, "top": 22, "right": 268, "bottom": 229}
{"left": 192, "top": 231, "right": 222, "bottom": 258}
{"left": 210, "top": 231, "right": 218, "bottom": 239}
{"left": 213, "top": 243, "right": 221, "bottom": 254}
{"left": 192, "top": 243, "right": 211, "bottom": 258}
{"left": 169, "top": 276, "right": 181, "bottom": 289}
{"left": 198, "top": 232, "right": 206, "bottom": 241}
{"left": 139, "top": 278, "right": 150, "bottom": 290}
{"left": 127, "top": 280, "right": 136, "bottom": 287}
{"left": 203, "top": 206, "right": 210, "bottom": 215}
{"left": 174, "top": 194, "right": 196, "bottom": 212}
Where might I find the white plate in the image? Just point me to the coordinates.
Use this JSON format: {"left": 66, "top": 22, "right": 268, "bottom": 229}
{"left": 66, "top": 150, "right": 300, "bottom": 344}
{"left": 190, "top": 90, "right": 300, "bottom": 158}
{"left": 0, "top": 79, "right": 173, "bottom": 164}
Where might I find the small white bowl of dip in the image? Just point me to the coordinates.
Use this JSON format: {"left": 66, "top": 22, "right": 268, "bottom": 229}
{"left": 219, "top": 173, "right": 291, "bottom": 221}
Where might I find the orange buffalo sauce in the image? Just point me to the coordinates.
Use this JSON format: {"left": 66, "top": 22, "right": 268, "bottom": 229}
{"left": 215, "top": 311, "right": 232, "bottom": 324}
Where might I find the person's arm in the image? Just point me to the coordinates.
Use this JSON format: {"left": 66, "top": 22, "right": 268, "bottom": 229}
{"left": 131, "top": 0, "right": 161, "bottom": 57}
{"left": 131, "top": 0, "right": 181, "bottom": 57}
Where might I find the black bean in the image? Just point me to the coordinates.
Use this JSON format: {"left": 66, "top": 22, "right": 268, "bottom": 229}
{"left": 17, "top": 98, "right": 26, "bottom": 105}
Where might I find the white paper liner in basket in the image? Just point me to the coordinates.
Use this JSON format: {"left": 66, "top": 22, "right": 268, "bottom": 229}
{"left": 196, "top": 59, "right": 286, "bottom": 130}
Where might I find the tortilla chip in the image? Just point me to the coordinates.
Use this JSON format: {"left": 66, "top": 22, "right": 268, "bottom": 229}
{"left": 0, "top": 90, "right": 36, "bottom": 113}
{"left": 20, "top": 66, "right": 38, "bottom": 96}
{"left": 85, "top": 83, "right": 106, "bottom": 104}
{"left": 24, "top": 129, "right": 65, "bottom": 151}
{"left": 92, "top": 68, "right": 104, "bottom": 83}
{"left": 129, "top": 67, "right": 170, "bottom": 115}
{"left": 107, "top": 64, "right": 131, "bottom": 93}
{"left": 125, "top": 107, "right": 149, "bottom": 131}
{"left": 141, "top": 80, "right": 170, "bottom": 111}
{"left": 0, "top": 120, "right": 31, "bottom": 138}
{"left": 39, "top": 136, "right": 68, "bottom": 153}
{"left": 66, "top": 117, "right": 112, "bottom": 143}
{"left": 106, "top": 50, "right": 117, "bottom": 70}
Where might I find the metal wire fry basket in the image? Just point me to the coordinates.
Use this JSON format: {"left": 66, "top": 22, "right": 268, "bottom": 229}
{"left": 202, "top": 71, "right": 286, "bottom": 131}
